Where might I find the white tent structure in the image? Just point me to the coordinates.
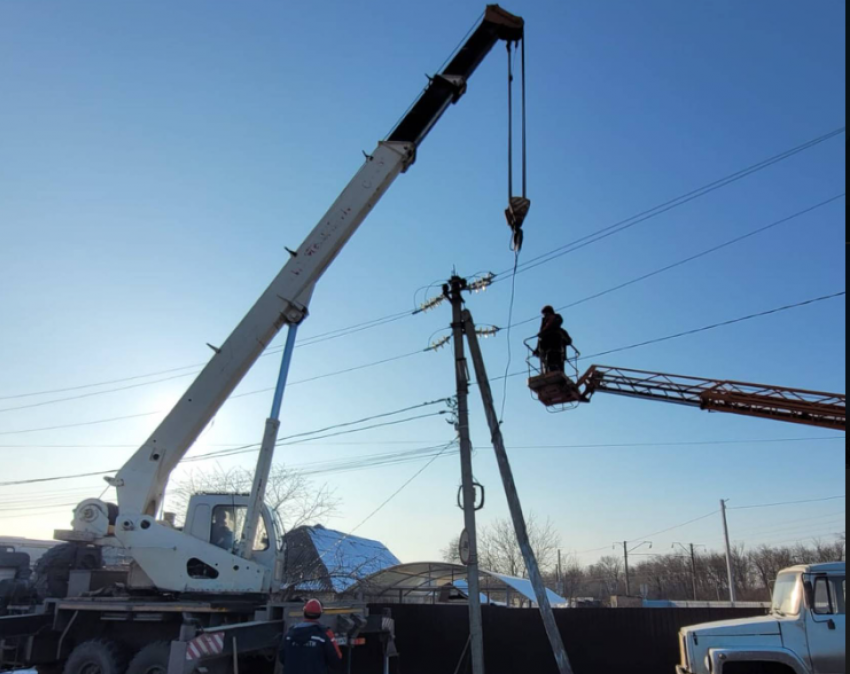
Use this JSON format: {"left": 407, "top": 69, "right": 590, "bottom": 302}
{"left": 345, "top": 562, "right": 569, "bottom": 608}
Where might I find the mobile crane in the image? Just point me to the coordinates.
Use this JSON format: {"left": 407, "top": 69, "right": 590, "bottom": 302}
{"left": 0, "top": 7, "right": 526, "bottom": 674}
{"left": 527, "top": 349, "right": 847, "bottom": 431}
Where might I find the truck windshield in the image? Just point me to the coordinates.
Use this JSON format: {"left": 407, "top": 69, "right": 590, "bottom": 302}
{"left": 772, "top": 573, "right": 802, "bottom": 616}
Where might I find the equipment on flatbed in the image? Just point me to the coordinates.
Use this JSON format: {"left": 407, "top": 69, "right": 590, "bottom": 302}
{"left": 527, "top": 355, "right": 847, "bottom": 431}
{"left": 1, "top": 6, "right": 526, "bottom": 674}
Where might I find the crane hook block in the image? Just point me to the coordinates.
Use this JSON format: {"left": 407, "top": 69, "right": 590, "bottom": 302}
{"left": 505, "top": 196, "right": 531, "bottom": 251}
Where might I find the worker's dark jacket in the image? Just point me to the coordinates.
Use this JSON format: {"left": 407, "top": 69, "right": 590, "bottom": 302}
{"left": 539, "top": 313, "right": 571, "bottom": 349}
{"left": 279, "top": 621, "right": 344, "bottom": 673}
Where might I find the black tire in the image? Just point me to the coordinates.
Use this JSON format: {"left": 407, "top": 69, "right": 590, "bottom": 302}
{"left": 126, "top": 642, "right": 172, "bottom": 674}
{"left": 63, "top": 640, "right": 127, "bottom": 674}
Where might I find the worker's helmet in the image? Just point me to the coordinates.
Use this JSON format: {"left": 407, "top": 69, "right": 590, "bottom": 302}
{"left": 304, "top": 599, "right": 324, "bottom": 620}
{"left": 542, "top": 305, "right": 555, "bottom": 315}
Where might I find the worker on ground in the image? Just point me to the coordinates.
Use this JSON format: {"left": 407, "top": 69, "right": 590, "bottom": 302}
{"left": 534, "top": 305, "right": 573, "bottom": 374}
{"left": 279, "top": 599, "right": 344, "bottom": 673}
{"left": 211, "top": 509, "right": 235, "bottom": 552}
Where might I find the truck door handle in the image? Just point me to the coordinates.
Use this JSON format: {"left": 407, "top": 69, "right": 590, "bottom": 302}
{"left": 827, "top": 619, "right": 836, "bottom": 631}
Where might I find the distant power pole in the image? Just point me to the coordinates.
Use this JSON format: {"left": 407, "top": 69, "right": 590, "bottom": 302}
{"left": 721, "top": 499, "right": 738, "bottom": 606}
{"left": 620, "top": 541, "right": 652, "bottom": 597}
{"left": 674, "top": 543, "right": 702, "bottom": 601}
{"left": 557, "top": 550, "right": 564, "bottom": 597}
{"left": 690, "top": 544, "right": 699, "bottom": 602}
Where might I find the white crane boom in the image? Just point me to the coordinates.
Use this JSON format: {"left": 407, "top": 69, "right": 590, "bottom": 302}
{"left": 59, "top": 5, "right": 525, "bottom": 595}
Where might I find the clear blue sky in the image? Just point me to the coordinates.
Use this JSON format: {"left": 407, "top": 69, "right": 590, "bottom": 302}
{"left": 0, "top": 0, "right": 845, "bottom": 565}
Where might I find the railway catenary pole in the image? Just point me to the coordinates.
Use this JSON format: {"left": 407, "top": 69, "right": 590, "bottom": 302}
{"left": 447, "top": 277, "right": 486, "bottom": 674}
{"left": 463, "top": 307, "right": 575, "bottom": 674}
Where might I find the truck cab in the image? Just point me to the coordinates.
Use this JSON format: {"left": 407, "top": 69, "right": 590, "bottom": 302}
{"left": 678, "top": 563, "right": 846, "bottom": 674}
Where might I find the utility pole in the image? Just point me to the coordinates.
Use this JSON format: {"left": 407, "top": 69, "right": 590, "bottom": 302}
{"left": 690, "top": 544, "right": 699, "bottom": 602}
{"left": 557, "top": 550, "right": 564, "bottom": 598}
{"left": 463, "top": 308, "right": 575, "bottom": 674}
{"left": 447, "top": 277, "right": 486, "bottom": 674}
{"left": 721, "top": 499, "right": 737, "bottom": 606}
{"left": 673, "top": 543, "right": 702, "bottom": 601}
{"left": 620, "top": 541, "right": 652, "bottom": 597}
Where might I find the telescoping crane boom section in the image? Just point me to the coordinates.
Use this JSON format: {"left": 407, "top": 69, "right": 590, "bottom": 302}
{"left": 532, "top": 365, "right": 846, "bottom": 431}
{"left": 61, "top": 6, "right": 526, "bottom": 595}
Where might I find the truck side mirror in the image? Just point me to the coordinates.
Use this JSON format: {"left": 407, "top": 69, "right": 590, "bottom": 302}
{"left": 803, "top": 580, "right": 815, "bottom": 609}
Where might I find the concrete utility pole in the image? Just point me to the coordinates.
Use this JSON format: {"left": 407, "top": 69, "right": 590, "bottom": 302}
{"left": 621, "top": 541, "right": 651, "bottom": 597}
{"left": 721, "top": 499, "right": 738, "bottom": 606}
{"left": 557, "top": 550, "right": 564, "bottom": 597}
{"left": 690, "top": 544, "right": 699, "bottom": 602}
{"left": 673, "top": 543, "right": 701, "bottom": 601}
{"left": 447, "top": 278, "right": 486, "bottom": 674}
{"left": 463, "top": 309, "right": 575, "bottom": 674}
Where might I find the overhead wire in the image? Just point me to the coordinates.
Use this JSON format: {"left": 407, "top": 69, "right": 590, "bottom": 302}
{"left": 2, "top": 129, "right": 843, "bottom": 406}
{"left": 0, "top": 400, "right": 453, "bottom": 486}
{"left": 2, "top": 290, "right": 843, "bottom": 437}
{"left": 8, "top": 189, "right": 837, "bottom": 421}
{"left": 729, "top": 495, "right": 846, "bottom": 511}
{"left": 491, "top": 126, "right": 847, "bottom": 281}
{"left": 504, "top": 193, "right": 847, "bottom": 332}
{"left": 1, "top": 435, "right": 841, "bottom": 494}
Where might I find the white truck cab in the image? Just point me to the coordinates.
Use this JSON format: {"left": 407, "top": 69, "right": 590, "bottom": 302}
{"left": 678, "top": 563, "right": 846, "bottom": 674}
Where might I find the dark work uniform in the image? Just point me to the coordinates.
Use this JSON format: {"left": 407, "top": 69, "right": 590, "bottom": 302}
{"left": 538, "top": 313, "right": 571, "bottom": 373}
{"left": 279, "top": 621, "right": 344, "bottom": 674}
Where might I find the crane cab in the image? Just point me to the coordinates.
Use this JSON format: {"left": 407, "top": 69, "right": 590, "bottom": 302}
{"left": 183, "top": 493, "right": 281, "bottom": 574}
{"left": 525, "top": 339, "right": 586, "bottom": 410}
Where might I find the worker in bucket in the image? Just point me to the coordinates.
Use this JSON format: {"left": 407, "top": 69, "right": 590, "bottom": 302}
{"left": 280, "top": 599, "right": 344, "bottom": 673}
{"left": 534, "top": 305, "right": 573, "bottom": 373}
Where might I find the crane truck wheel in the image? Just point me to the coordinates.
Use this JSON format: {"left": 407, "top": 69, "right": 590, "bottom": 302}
{"left": 62, "top": 640, "right": 127, "bottom": 674}
{"left": 126, "top": 642, "right": 172, "bottom": 674}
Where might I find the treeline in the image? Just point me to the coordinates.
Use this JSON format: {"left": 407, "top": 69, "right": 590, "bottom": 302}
{"left": 556, "top": 540, "right": 845, "bottom": 603}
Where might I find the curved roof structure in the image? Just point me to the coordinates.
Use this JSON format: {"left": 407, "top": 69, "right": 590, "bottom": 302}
{"left": 347, "top": 562, "right": 569, "bottom": 607}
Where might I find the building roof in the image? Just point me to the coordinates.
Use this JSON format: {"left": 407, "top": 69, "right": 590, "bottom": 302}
{"left": 348, "top": 562, "right": 569, "bottom": 607}
{"left": 285, "top": 526, "right": 400, "bottom": 594}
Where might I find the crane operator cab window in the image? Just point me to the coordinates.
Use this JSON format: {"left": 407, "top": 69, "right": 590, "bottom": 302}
{"left": 211, "top": 506, "right": 270, "bottom": 553}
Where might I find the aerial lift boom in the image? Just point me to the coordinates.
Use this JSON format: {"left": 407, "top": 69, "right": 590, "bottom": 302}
{"left": 529, "top": 362, "right": 846, "bottom": 431}
{"left": 59, "top": 6, "right": 527, "bottom": 595}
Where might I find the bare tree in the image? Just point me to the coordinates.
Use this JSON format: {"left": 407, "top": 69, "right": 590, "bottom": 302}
{"left": 479, "top": 515, "right": 561, "bottom": 578}
{"left": 441, "top": 535, "right": 463, "bottom": 565}
{"left": 167, "top": 464, "right": 340, "bottom": 533}
{"left": 439, "top": 515, "right": 561, "bottom": 578}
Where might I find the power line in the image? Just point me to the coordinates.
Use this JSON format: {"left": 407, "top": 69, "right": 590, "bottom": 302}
{"left": 580, "top": 291, "right": 847, "bottom": 361}
{"left": 729, "top": 495, "right": 846, "bottom": 511}
{"left": 4, "top": 287, "right": 843, "bottom": 437}
{"left": 629, "top": 509, "right": 721, "bottom": 544}
{"left": 2, "top": 435, "right": 840, "bottom": 498}
{"left": 3, "top": 129, "right": 843, "bottom": 406}
{"left": 0, "top": 400, "right": 452, "bottom": 486}
{"left": 505, "top": 194, "right": 847, "bottom": 332}
{"left": 486, "top": 290, "right": 847, "bottom": 386}
{"left": 727, "top": 510, "right": 848, "bottom": 538}
{"left": 337, "top": 439, "right": 459, "bottom": 539}
{"left": 493, "top": 126, "right": 847, "bottom": 281}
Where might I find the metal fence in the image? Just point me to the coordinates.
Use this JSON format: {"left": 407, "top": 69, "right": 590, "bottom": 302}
{"left": 360, "top": 603, "right": 765, "bottom": 674}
